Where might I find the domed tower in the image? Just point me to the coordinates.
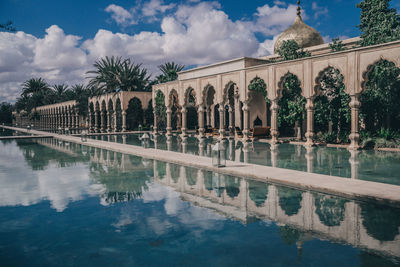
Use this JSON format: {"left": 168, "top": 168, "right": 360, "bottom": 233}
{"left": 274, "top": 0, "right": 324, "bottom": 54}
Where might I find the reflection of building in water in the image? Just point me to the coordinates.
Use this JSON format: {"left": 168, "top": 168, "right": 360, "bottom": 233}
{"left": 153, "top": 160, "right": 400, "bottom": 259}
{"left": 88, "top": 147, "right": 153, "bottom": 204}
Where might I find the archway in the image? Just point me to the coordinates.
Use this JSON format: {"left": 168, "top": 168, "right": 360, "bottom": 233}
{"left": 126, "top": 97, "right": 143, "bottom": 130}
{"left": 360, "top": 59, "right": 400, "bottom": 134}
{"left": 107, "top": 99, "right": 114, "bottom": 132}
{"left": 278, "top": 73, "right": 305, "bottom": 138}
{"left": 248, "top": 77, "right": 270, "bottom": 129}
{"left": 185, "top": 88, "right": 198, "bottom": 130}
{"left": 115, "top": 98, "right": 122, "bottom": 131}
{"left": 204, "top": 86, "right": 215, "bottom": 129}
{"left": 224, "top": 83, "right": 236, "bottom": 134}
{"left": 314, "top": 67, "right": 350, "bottom": 143}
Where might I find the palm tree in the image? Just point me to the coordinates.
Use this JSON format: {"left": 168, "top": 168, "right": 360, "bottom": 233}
{"left": 51, "top": 84, "right": 70, "bottom": 102}
{"left": 21, "top": 78, "right": 50, "bottom": 98}
{"left": 86, "top": 56, "right": 151, "bottom": 95}
{"left": 157, "top": 62, "right": 185, "bottom": 83}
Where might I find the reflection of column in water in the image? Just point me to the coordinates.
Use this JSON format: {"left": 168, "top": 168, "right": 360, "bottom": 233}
{"left": 239, "top": 178, "right": 247, "bottom": 209}
{"left": 101, "top": 135, "right": 104, "bottom": 141}
{"left": 212, "top": 173, "right": 224, "bottom": 198}
{"left": 228, "top": 139, "right": 235, "bottom": 161}
{"left": 349, "top": 150, "right": 359, "bottom": 179}
{"left": 270, "top": 143, "right": 279, "bottom": 168}
{"left": 197, "top": 168, "right": 204, "bottom": 194}
{"left": 181, "top": 137, "right": 188, "bottom": 153}
{"left": 207, "top": 143, "right": 212, "bottom": 157}
{"left": 113, "top": 135, "right": 117, "bottom": 143}
{"left": 122, "top": 134, "right": 127, "bottom": 144}
{"left": 305, "top": 146, "right": 315, "bottom": 173}
{"left": 243, "top": 142, "right": 250, "bottom": 163}
{"left": 198, "top": 138, "right": 205, "bottom": 156}
{"left": 302, "top": 191, "right": 313, "bottom": 229}
{"left": 107, "top": 135, "right": 111, "bottom": 142}
{"left": 113, "top": 151, "right": 118, "bottom": 166}
{"left": 296, "top": 145, "right": 302, "bottom": 157}
{"left": 167, "top": 136, "right": 172, "bottom": 151}
{"left": 153, "top": 160, "right": 158, "bottom": 180}
{"left": 106, "top": 150, "right": 110, "bottom": 164}
{"left": 267, "top": 185, "right": 278, "bottom": 218}
{"left": 153, "top": 135, "right": 158, "bottom": 149}
{"left": 235, "top": 141, "right": 242, "bottom": 162}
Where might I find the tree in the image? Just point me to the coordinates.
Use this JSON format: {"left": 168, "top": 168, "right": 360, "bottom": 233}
{"left": 0, "top": 102, "right": 13, "bottom": 123}
{"left": 51, "top": 84, "right": 70, "bottom": 103}
{"left": 0, "top": 21, "right": 16, "bottom": 32}
{"left": 20, "top": 78, "right": 52, "bottom": 112}
{"left": 70, "top": 84, "right": 91, "bottom": 116}
{"left": 357, "top": 0, "right": 400, "bottom": 46}
{"left": 156, "top": 62, "right": 185, "bottom": 83}
{"left": 360, "top": 60, "right": 400, "bottom": 131}
{"left": 87, "top": 56, "right": 151, "bottom": 94}
{"left": 277, "top": 40, "right": 311, "bottom": 61}
{"left": 314, "top": 68, "right": 350, "bottom": 142}
{"left": 155, "top": 91, "right": 166, "bottom": 130}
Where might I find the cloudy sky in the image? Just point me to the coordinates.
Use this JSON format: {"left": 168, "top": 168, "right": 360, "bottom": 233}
{"left": 1, "top": 0, "right": 399, "bottom": 103}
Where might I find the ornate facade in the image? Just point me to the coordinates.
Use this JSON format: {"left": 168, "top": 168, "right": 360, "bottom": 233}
{"left": 152, "top": 40, "right": 400, "bottom": 149}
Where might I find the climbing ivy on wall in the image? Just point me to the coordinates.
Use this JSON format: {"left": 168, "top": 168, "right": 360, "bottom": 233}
{"left": 155, "top": 90, "right": 166, "bottom": 131}
{"left": 248, "top": 77, "right": 270, "bottom": 103}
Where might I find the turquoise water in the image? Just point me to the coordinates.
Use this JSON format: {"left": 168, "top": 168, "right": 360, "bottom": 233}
{"left": 0, "top": 128, "right": 31, "bottom": 136}
{"left": 0, "top": 138, "right": 399, "bottom": 266}
{"left": 89, "top": 134, "right": 400, "bottom": 186}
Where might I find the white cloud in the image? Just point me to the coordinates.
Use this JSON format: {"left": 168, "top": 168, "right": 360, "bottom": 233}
{"left": 311, "top": 2, "right": 328, "bottom": 19}
{"left": 142, "top": 0, "right": 176, "bottom": 18}
{"left": 105, "top": 4, "right": 137, "bottom": 26}
{"left": 0, "top": 1, "right": 322, "bottom": 103}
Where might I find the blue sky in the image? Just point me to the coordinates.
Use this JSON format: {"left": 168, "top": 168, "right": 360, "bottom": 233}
{"left": 0, "top": 0, "right": 399, "bottom": 103}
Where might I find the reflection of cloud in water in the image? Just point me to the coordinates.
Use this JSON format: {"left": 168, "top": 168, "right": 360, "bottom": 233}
{"left": 0, "top": 141, "right": 104, "bottom": 212}
{"left": 137, "top": 183, "right": 225, "bottom": 235}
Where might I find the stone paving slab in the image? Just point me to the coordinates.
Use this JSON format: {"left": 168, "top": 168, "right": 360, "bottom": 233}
{"left": 2, "top": 125, "right": 400, "bottom": 206}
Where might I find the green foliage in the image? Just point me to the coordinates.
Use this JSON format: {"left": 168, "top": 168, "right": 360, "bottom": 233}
{"left": 360, "top": 60, "right": 400, "bottom": 132}
{"left": 0, "top": 102, "right": 13, "bottom": 123}
{"left": 144, "top": 100, "right": 154, "bottom": 127}
{"left": 156, "top": 62, "right": 185, "bottom": 83}
{"left": 329, "top": 38, "right": 346, "bottom": 52}
{"left": 278, "top": 225, "right": 302, "bottom": 245}
{"left": 357, "top": 0, "right": 400, "bottom": 46}
{"left": 314, "top": 67, "right": 351, "bottom": 143}
{"left": 277, "top": 40, "right": 311, "bottom": 61}
{"left": 248, "top": 77, "right": 270, "bottom": 103}
{"left": 19, "top": 78, "right": 52, "bottom": 113}
{"left": 0, "top": 21, "right": 16, "bottom": 32}
{"left": 87, "top": 56, "right": 151, "bottom": 94}
{"left": 314, "top": 194, "right": 347, "bottom": 227}
{"left": 126, "top": 98, "right": 143, "bottom": 130}
{"left": 155, "top": 90, "right": 166, "bottom": 130}
{"left": 278, "top": 74, "right": 305, "bottom": 135}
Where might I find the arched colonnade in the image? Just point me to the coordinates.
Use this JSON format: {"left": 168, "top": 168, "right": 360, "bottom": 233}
{"left": 152, "top": 41, "right": 400, "bottom": 149}
{"left": 36, "top": 100, "right": 80, "bottom": 129}
{"left": 88, "top": 91, "right": 152, "bottom": 133}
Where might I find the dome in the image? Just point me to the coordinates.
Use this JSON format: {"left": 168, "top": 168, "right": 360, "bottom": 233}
{"left": 274, "top": 13, "right": 324, "bottom": 54}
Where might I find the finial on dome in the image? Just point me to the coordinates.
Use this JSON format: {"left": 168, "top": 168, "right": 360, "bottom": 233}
{"left": 297, "top": 0, "right": 301, "bottom": 17}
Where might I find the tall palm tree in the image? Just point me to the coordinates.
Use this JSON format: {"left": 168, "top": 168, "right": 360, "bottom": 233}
{"left": 21, "top": 78, "right": 50, "bottom": 98}
{"left": 52, "top": 84, "right": 70, "bottom": 102}
{"left": 86, "top": 56, "right": 150, "bottom": 95}
{"left": 158, "top": 62, "right": 185, "bottom": 83}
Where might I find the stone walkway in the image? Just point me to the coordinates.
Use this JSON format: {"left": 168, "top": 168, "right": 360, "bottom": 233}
{"left": 2, "top": 125, "right": 400, "bottom": 206}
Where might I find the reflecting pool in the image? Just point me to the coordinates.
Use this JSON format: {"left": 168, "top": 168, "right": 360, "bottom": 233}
{"left": 0, "top": 138, "right": 399, "bottom": 266}
{"left": 89, "top": 134, "right": 400, "bottom": 186}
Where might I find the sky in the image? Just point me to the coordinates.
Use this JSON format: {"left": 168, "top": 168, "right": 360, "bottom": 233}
{"left": 1, "top": 0, "right": 399, "bottom": 103}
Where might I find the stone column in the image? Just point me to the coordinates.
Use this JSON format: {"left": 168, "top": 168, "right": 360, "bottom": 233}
{"left": 75, "top": 113, "right": 79, "bottom": 129}
{"left": 106, "top": 111, "right": 111, "bottom": 132}
{"left": 242, "top": 103, "right": 250, "bottom": 141}
{"left": 177, "top": 111, "right": 182, "bottom": 131}
{"left": 228, "top": 105, "right": 234, "bottom": 136}
{"left": 198, "top": 105, "right": 205, "bottom": 138}
{"left": 348, "top": 94, "right": 361, "bottom": 150}
{"left": 305, "top": 97, "right": 315, "bottom": 147}
{"left": 153, "top": 110, "right": 159, "bottom": 135}
{"left": 94, "top": 111, "right": 98, "bottom": 132}
{"left": 100, "top": 111, "right": 105, "bottom": 132}
{"left": 181, "top": 107, "right": 187, "bottom": 137}
{"left": 218, "top": 105, "right": 225, "bottom": 139}
{"left": 122, "top": 110, "right": 127, "bottom": 132}
{"left": 270, "top": 99, "right": 279, "bottom": 144}
{"left": 113, "top": 111, "right": 117, "bottom": 132}
{"left": 166, "top": 106, "right": 172, "bottom": 136}
{"left": 88, "top": 112, "right": 92, "bottom": 131}
{"left": 206, "top": 107, "right": 211, "bottom": 126}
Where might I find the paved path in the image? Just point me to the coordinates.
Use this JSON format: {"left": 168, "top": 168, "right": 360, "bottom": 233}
{"left": 2, "top": 125, "right": 400, "bottom": 206}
